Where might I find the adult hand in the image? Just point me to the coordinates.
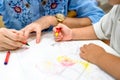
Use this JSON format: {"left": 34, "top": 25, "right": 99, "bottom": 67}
{"left": 80, "top": 43, "right": 107, "bottom": 64}
{"left": 53, "top": 23, "right": 72, "bottom": 41}
{"left": 0, "top": 28, "right": 26, "bottom": 51}
{"left": 21, "top": 16, "right": 57, "bottom": 43}
{"left": 21, "top": 22, "right": 42, "bottom": 44}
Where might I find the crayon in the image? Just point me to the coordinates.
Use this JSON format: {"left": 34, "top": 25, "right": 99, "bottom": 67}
{"left": 55, "top": 27, "right": 62, "bottom": 37}
{"left": 22, "top": 42, "right": 30, "bottom": 46}
{"left": 4, "top": 51, "right": 11, "bottom": 65}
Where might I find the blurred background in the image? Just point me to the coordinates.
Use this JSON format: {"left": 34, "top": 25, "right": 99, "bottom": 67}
{"left": 97, "top": 0, "right": 112, "bottom": 13}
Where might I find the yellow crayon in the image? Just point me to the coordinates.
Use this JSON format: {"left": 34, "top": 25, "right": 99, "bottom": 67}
{"left": 55, "top": 27, "right": 62, "bottom": 37}
{"left": 55, "top": 32, "right": 59, "bottom": 37}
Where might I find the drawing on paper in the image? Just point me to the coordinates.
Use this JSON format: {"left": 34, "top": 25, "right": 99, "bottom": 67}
{"left": 57, "top": 56, "right": 89, "bottom": 69}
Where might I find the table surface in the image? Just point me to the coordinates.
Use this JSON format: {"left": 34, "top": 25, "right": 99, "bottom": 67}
{"left": 0, "top": 32, "right": 118, "bottom": 80}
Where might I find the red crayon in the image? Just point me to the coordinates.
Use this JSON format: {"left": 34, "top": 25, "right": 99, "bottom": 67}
{"left": 22, "top": 42, "right": 30, "bottom": 46}
{"left": 55, "top": 27, "right": 62, "bottom": 37}
{"left": 4, "top": 51, "right": 11, "bottom": 65}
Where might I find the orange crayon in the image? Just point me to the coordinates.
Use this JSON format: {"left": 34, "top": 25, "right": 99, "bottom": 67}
{"left": 4, "top": 51, "right": 11, "bottom": 65}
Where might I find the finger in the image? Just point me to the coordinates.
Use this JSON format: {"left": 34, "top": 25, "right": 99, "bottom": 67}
{"left": 2, "top": 29, "right": 23, "bottom": 41}
{"left": 11, "top": 29, "right": 25, "bottom": 36}
{"left": 20, "top": 29, "right": 28, "bottom": 41}
{"left": 55, "top": 33, "right": 63, "bottom": 41}
{"left": 2, "top": 37, "right": 23, "bottom": 48}
{"left": 0, "top": 47, "right": 19, "bottom": 51}
{"left": 23, "top": 28, "right": 32, "bottom": 39}
{"left": 80, "top": 52, "right": 89, "bottom": 61}
{"left": 10, "top": 29, "right": 19, "bottom": 34}
{"left": 0, "top": 47, "right": 7, "bottom": 51}
{"left": 53, "top": 27, "right": 57, "bottom": 32}
{"left": 16, "top": 30, "right": 24, "bottom": 36}
{"left": 54, "top": 24, "right": 63, "bottom": 32}
{"left": 17, "top": 31, "right": 27, "bottom": 41}
{"left": 11, "top": 30, "right": 26, "bottom": 42}
{"left": 53, "top": 27, "right": 61, "bottom": 37}
{"left": 0, "top": 28, "right": 15, "bottom": 39}
{"left": 35, "top": 27, "right": 41, "bottom": 43}
{"left": 55, "top": 37, "right": 62, "bottom": 42}
{"left": 83, "top": 44, "right": 88, "bottom": 48}
{"left": 80, "top": 52, "right": 84, "bottom": 58}
{"left": 80, "top": 47, "right": 85, "bottom": 53}
{"left": 57, "top": 23, "right": 66, "bottom": 28}
{"left": 0, "top": 42, "right": 19, "bottom": 50}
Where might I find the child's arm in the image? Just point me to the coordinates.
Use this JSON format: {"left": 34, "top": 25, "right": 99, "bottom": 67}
{"left": 80, "top": 43, "right": 120, "bottom": 80}
{"left": 53, "top": 23, "right": 98, "bottom": 41}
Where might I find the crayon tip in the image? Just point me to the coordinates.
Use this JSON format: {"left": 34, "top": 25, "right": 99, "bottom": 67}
{"left": 26, "top": 43, "right": 30, "bottom": 46}
{"left": 22, "top": 42, "right": 30, "bottom": 46}
{"left": 4, "top": 62, "right": 7, "bottom": 65}
{"left": 55, "top": 32, "right": 59, "bottom": 37}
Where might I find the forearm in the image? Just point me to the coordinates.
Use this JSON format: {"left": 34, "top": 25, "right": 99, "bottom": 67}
{"left": 63, "top": 17, "right": 92, "bottom": 28}
{"left": 96, "top": 53, "right": 120, "bottom": 80}
{"left": 32, "top": 16, "right": 92, "bottom": 31}
{"left": 71, "top": 25, "right": 98, "bottom": 40}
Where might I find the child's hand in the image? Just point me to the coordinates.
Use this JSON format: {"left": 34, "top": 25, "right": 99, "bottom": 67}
{"left": 0, "top": 28, "right": 26, "bottom": 51}
{"left": 53, "top": 23, "right": 73, "bottom": 41}
{"left": 80, "top": 43, "right": 107, "bottom": 64}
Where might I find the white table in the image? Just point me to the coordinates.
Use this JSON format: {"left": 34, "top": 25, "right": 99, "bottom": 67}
{"left": 0, "top": 32, "right": 118, "bottom": 80}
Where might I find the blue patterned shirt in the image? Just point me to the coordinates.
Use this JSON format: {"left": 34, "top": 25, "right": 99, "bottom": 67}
{"left": 0, "top": 0, "right": 104, "bottom": 30}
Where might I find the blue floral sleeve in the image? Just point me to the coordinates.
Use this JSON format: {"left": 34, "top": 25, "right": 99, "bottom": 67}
{"left": 0, "top": 0, "right": 4, "bottom": 15}
{"left": 68, "top": 0, "right": 105, "bottom": 23}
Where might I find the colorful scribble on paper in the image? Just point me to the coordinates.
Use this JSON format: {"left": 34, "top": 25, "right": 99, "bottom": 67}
{"left": 57, "top": 56, "right": 76, "bottom": 67}
{"left": 34, "top": 55, "right": 90, "bottom": 76}
{"left": 57, "top": 56, "right": 89, "bottom": 69}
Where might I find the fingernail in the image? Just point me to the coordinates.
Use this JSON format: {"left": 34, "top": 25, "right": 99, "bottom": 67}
{"left": 36, "top": 39, "right": 40, "bottom": 44}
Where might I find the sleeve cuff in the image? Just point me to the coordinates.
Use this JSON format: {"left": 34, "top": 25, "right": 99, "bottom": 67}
{"left": 93, "top": 23, "right": 109, "bottom": 40}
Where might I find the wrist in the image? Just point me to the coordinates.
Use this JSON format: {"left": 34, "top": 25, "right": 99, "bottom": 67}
{"left": 48, "top": 13, "right": 66, "bottom": 26}
{"left": 31, "top": 22, "right": 42, "bottom": 30}
{"left": 55, "top": 13, "right": 65, "bottom": 23}
{"left": 71, "top": 29, "right": 77, "bottom": 40}
{"left": 95, "top": 52, "right": 108, "bottom": 65}
{"left": 47, "top": 16, "right": 58, "bottom": 26}
{"left": 34, "top": 16, "right": 54, "bottom": 30}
